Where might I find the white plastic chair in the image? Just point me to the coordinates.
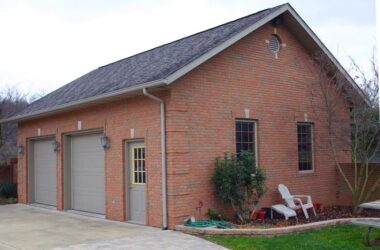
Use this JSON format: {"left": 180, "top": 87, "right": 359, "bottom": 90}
{"left": 278, "top": 184, "right": 316, "bottom": 219}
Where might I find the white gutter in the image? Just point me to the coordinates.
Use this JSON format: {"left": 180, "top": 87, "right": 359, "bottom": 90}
{"left": 142, "top": 88, "right": 168, "bottom": 230}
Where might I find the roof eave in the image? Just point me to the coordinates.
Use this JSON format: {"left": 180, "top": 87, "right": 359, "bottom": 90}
{"left": 0, "top": 79, "right": 167, "bottom": 123}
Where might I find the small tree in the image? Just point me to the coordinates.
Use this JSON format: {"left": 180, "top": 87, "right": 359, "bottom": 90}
{"left": 0, "top": 87, "right": 28, "bottom": 165}
{"left": 213, "top": 151, "right": 266, "bottom": 223}
{"left": 310, "top": 50, "right": 380, "bottom": 213}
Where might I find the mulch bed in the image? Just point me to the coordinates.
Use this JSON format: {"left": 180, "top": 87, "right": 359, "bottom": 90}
{"left": 235, "top": 206, "right": 380, "bottom": 228}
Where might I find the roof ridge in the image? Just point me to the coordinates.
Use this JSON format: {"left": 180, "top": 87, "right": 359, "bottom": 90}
{"left": 3, "top": 3, "right": 290, "bottom": 122}
{"left": 98, "top": 4, "right": 285, "bottom": 70}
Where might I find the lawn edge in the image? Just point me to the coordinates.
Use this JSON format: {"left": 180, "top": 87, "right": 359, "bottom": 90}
{"left": 175, "top": 218, "right": 380, "bottom": 236}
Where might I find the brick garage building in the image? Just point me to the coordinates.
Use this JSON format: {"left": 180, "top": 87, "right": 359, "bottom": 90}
{"left": 1, "top": 4, "right": 365, "bottom": 228}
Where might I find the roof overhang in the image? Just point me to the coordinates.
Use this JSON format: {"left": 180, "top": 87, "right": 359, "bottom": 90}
{"left": 0, "top": 79, "right": 167, "bottom": 123}
{"left": 1, "top": 3, "right": 367, "bottom": 123}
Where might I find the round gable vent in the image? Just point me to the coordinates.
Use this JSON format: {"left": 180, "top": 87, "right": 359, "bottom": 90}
{"left": 269, "top": 34, "right": 280, "bottom": 53}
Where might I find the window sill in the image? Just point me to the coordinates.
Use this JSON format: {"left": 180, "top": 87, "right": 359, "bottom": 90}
{"left": 297, "top": 170, "right": 315, "bottom": 176}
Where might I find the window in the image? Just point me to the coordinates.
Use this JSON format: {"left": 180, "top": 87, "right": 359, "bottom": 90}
{"left": 235, "top": 119, "right": 256, "bottom": 157}
{"left": 132, "top": 146, "right": 146, "bottom": 184}
{"left": 297, "top": 123, "right": 313, "bottom": 171}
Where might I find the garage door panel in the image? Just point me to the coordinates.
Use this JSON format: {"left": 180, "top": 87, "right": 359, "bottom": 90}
{"left": 32, "top": 139, "right": 56, "bottom": 206}
{"left": 72, "top": 177, "right": 104, "bottom": 189}
{"left": 72, "top": 194, "right": 104, "bottom": 214}
{"left": 71, "top": 133, "right": 105, "bottom": 215}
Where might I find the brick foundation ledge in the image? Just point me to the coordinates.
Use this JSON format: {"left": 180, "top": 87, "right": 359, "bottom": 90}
{"left": 175, "top": 218, "right": 380, "bottom": 236}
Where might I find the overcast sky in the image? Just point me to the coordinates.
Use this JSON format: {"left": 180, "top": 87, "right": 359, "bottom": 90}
{"left": 0, "top": 0, "right": 376, "bottom": 95}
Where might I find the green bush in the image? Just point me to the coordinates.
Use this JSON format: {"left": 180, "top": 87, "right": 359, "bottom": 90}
{"left": 0, "top": 182, "right": 17, "bottom": 198}
{"left": 206, "top": 208, "right": 228, "bottom": 221}
{"left": 213, "top": 151, "right": 266, "bottom": 223}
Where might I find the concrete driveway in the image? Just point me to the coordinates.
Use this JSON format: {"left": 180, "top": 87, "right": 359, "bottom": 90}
{"left": 0, "top": 204, "right": 226, "bottom": 250}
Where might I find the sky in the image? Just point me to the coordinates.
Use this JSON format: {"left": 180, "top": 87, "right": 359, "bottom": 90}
{"left": 0, "top": 0, "right": 376, "bottom": 95}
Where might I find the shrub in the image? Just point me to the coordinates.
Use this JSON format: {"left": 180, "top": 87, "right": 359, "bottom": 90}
{"left": 213, "top": 151, "right": 266, "bottom": 223}
{"left": 206, "top": 208, "right": 228, "bottom": 221}
{"left": 0, "top": 182, "right": 17, "bottom": 198}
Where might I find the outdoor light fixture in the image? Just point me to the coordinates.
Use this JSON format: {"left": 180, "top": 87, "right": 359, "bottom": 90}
{"left": 17, "top": 144, "right": 24, "bottom": 155}
{"left": 100, "top": 133, "right": 110, "bottom": 149}
{"left": 52, "top": 140, "right": 59, "bottom": 152}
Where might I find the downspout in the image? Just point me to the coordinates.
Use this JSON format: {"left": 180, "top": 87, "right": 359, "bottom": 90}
{"left": 142, "top": 88, "right": 168, "bottom": 230}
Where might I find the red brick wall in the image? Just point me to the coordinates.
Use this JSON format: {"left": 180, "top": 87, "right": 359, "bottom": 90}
{"left": 18, "top": 95, "right": 167, "bottom": 227}
{"left": 17, "top": 22, "right": 351, "bottom": 229}
{"left": 165, "top": 22, "right": 350, "bottom": 227}
{"left": 337, "top": 163, "right": 380, "bottom": 206}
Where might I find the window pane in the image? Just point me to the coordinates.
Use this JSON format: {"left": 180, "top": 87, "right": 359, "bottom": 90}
{"left": 137, "top": 160, "right": 141, "bottom": 171}
{"left": 248, "top": 122, "right": 254, "bottom": 132}
{"left": 242, "top": 132, "right": 249, "bottom": 142}
{"left": 236, "top": 131, "right": 242, "bottom": 142}
{"left": 236, "top": 143, "right": 242, "bottom": 154}
{"left": 134, "top": 172, "right": 138, "bottom": 183}
{"left": 248, "top": 132, "right": 254, "bottom": 142}
{"left": 134, "top": 148, "right": 138, "bottom": 159}
{"left": 242, "top": 122, "right": 248, "bottom": 132}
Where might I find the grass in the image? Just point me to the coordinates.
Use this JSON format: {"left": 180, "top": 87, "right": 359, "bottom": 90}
{"left": 0, "top": 196, "right": 17, "bottom": 205}
{"left": 205, "top": 224, "right": 380, "bottom": 250}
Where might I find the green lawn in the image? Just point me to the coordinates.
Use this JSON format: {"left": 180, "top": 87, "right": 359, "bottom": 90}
{"left": 205, "top": 224, "right": 380, "bottom": 250}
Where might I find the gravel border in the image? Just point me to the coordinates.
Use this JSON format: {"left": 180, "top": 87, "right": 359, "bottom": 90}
{"left": 175, "top": 218, "right": 380, "bottom": 236}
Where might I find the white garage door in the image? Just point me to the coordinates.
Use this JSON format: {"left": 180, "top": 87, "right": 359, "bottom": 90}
{"left": 71, "top": 133, "right": 105, "bottom": 214}
{"left": 32, "top": 139, "right": 56, "bottom": 206}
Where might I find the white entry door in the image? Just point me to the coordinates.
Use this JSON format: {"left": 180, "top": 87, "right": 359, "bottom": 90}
{"left": 127, "top": 142, "right": 146, "bottom": 224}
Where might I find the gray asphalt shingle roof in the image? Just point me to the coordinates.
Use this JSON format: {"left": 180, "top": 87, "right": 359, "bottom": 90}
{"left": 15, "top": 4, "right": 284, "bottom": 117}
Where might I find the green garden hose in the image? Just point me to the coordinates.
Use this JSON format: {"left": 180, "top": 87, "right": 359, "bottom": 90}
{"left": 184, "top": 219, "right": 234, "bottom": 229}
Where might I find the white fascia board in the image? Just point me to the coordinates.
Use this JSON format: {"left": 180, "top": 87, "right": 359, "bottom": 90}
{"left": 0, "top": 79, "right": 167, "bottom": 123}
{"left": 164, "top": 4, "right": 290, "bottom": 84}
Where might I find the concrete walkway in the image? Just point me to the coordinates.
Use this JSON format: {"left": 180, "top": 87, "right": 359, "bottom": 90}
{"left": 0, "top": 204, "right": 226, "bottom": 250}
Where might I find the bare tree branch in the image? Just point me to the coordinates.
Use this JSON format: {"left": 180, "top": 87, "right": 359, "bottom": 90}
{"left": 310, "top": 49, "right": 380, "bottom": 212}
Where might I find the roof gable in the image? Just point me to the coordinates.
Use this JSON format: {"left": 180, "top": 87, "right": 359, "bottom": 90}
{"left": 1, "top": 3, "right": 364, "bottom": 122}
